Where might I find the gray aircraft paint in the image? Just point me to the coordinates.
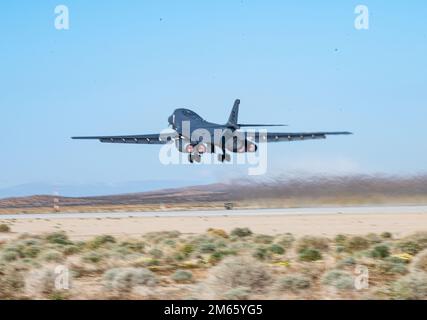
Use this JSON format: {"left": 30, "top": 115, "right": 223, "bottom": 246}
{"left": 72, "top": 99, "right": 352, "bottom": 163}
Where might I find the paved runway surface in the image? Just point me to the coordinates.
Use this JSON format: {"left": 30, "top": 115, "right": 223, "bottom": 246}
{"left": 2, "top": 205, "right": 427, "bottom": 239}
{"left": 1, "top": 205, "right": 427, "bottom": 220}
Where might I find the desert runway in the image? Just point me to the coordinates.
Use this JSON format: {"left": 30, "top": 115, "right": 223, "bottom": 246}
{"left": 1, "top": 205, "right": 427, "bottom": 240}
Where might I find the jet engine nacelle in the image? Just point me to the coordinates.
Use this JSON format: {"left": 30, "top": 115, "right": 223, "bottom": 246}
{"left": 225, "top": 137, "right": 258, "bottom": 153}
{"left": 175, "top": 139, "right": 209, "bottom": 154}
{"left": 175, "top": 139, "right": 194, "bottom": 153}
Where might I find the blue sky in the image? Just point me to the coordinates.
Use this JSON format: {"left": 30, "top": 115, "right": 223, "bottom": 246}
{"left": 0, "top": 1, "right": 426, "bottom": 195}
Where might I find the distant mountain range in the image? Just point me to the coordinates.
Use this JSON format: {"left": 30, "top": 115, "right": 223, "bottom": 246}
{"left": 1, "top": 174, "right": 427, "bottom": 213}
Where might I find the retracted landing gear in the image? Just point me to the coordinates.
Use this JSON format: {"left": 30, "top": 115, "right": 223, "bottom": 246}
{"left": 217, "top": 135, "right": 231, "bottom": 162}
{"left": 188, "top": 153, "right": 202, "bottom": 163}
{"left": 218, "top": 153, "right": 231, "bottom": 162}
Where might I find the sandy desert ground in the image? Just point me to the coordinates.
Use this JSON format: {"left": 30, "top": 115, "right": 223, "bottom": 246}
{"left": 1, "top": 206, "right": 427, "bottom": 300}
{"left": 1, "top": 206, "right": 427, "bottom": 241}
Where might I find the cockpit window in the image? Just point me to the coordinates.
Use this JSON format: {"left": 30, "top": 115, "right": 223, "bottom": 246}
{"left": 183, "top": 109, "right": 202, "bottom": 119}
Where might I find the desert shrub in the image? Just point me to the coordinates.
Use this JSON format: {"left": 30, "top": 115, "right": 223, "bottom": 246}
{"left": 180, "top": 244, "right": 195, "bottom": 257}
{"left": 170, "top": 252, "right": 185, "bottom": 262}
{"left": 335, "top": 245, "right": 345, "bottom": 253}
{"left": 397, "top": 241, "right": 422, "bottom": 255}
{"left": 21, "top": 258, "right": 41, "bottom": 267}
{"left": 1, "top": 250, "right": 19, "bottom": 262}
{"left": 377, "top": 259, "right": 407, "bottom": 275}
{"left": 335, "top": 234, "right": 347, "bottom": 245}
{"left": 277, "top": 274, "right": 311, "bottom": 291}
{"left": 48, "top": 291, "right": 70, "bottom": 300}
{"left": 209, "top": 251, "right": 225, "bottom": 264}
{"left": 322, "top": 270, "right": 354, "bottom": 290}
{"left": 145, "top": 258, "right": 160, "bottom": 266}
{"left": 397, "top": 232, "right": 427, "bottom": 256}
{"left": 275, "top": 233, "right": 295, "bottom": 249}
{"left": 131, "top": 257, "right": 160, "bottom": 267}
{"left": 163, "top": 239, "right": 176, "bottom": 247}
{"left": 209, "top": 249, "right": 237, "bottom": 264}
{"left": 163, "top": 251, "right": 178, "bottom": 264}
{"left": 230, "top": 228, "right": 253, "bottom": 238}
{"left": 214, "top": 239, "right": 227, "bottom": 249}
{"left": 298, "top": 248, "right": 322, "bottom": 262}
{"left": 223, "top": 287, "right": 250, "bottom": 300}
{"left": 253, "top": 246, "right": 271, "bottom": 261}
{"left": 0, "top": 265, "right": 24, "bottom": 298}
{"left": 343, "top": 236, "right": 370, "bottom": 252}
{"left": 62, "top": 245, "right": 81, "bottom": 256}
{"left": 296, "top": 236, "right": 329, "bottom": 252}
{"left": 145, "top": 230, "right": 181, "bottom": 239}
{"left": 388, "top": 254, "right": 411, "bottom": 264}
{"left": 1, "top": 239, "right": 43, "bottom": 261}
{"left": 119, "top": 241, "right": 145, "bottom": 253}
{"left": 189, "top": 234, "right": 214, "bottom": 247}
{"left": 40, "top": 250, "right": 63, "bottom": 263}
{"left": 75, "top": 241, "right": 86, "bottom": 250}
{"left": 413, "top": 250, "right": 427, "bottom": 272}
{"left": 148, "top": 248, "right": 164, "bottom": 259}
{"left": 111, "top": 245, "right": 132, "bottom": 257}
{"left": 20, "top": 238, "right": 42, "bottom": 246}
{"left": 391, "top": 272, "right": 427, "bottom": 299}
{"left": 208, "top": 257, "right": 271, "bottom": 292}
{"left": 45, "top": 232, "right": 72, "bottom": 246}
{"left": 207, "top": 228, "right": 229, "bottom": 238}
{"left": 25, "top": 267, "right": 57, "bottom": 297}
{"left": 199, "top": 242, "right": 216, "bottom": 253}
{"left": 87, "top": 235, "right": 116, "bottom": 249}
{"left": 171, "top": 269, "right": 193, "bottom": 283}
{"left": 143, "top": 231, "right": 181, "bottom": 244}
{"left": 336, "top": 256, "right": 356, "bottom": 268}
{"left": 254, "top": 234, "right": 274, "bottom": 244}
{"left": 366, "top": 233, "right": 382, "bottom": 244}
{"left": 103, "top": 267, "right": 157, "bottom": 293}
{"left": 370, "top": 245, "right": 390, "bottom": 259}
{"left": 269, "top": 244, "right": 285, "bottom": 255}
{"left": 82, "top": 251, "right": 104, "bottom": 264}
{"left": 381, "top": 232, "right": 393, "bottom": 239}
{"left": 0, "top": 224, "right": 10, "bottom": 233}
{"left": 408, "top": 232, "right": 427, "bottom": 248}
{"left": 22, "top": 245, "right": 41, "bottom": 259}
{"left": 68, "top": 262, "right": 88, "bottom": 279}
{"left": 219, "top": 248, "right": 238, "bottom": 256}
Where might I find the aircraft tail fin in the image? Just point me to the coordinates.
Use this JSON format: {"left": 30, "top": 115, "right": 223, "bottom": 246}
{"left": 227, "top": 99, "right": 240, "bottom": 126}
{"left": 226, "top": 99, "right": 286, "bottom": 129}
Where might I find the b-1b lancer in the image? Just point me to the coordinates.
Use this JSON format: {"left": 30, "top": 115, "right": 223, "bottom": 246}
{"left": 72, "top": 99, "right": 352, "bottom": 163}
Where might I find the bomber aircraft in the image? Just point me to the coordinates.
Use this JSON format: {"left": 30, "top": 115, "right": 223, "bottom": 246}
{"left": 72, "top": 99, "right": 352, "bottom": 163}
